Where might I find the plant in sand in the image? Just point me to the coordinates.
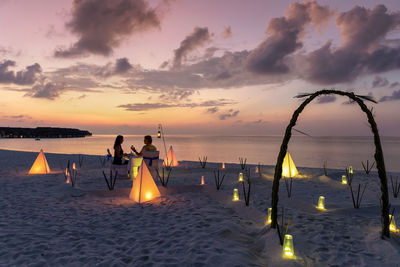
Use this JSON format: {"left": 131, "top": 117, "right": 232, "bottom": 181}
{"left": 156, "top": 167, "right": 172, "bottom": 187}
{"left": 78, "top": 154, "right": 84, "bottom": 168}
{"left": 390, "top": 175, "right": 400, "bottom": 198}
{"left": 239, "top": 157, "right": 247, "bottom": 170}
{"left": 283, "top": 176, "right": 293, "bottom": 198}
{"left": 349, "top": 183, "right": 367, "bottom": 209}
{"left": 240, "top": 168, "right": 251, "bottom": 206}
{"left": 213, "top": 170, "right": 226, "bottom": 190}
{"left": 102, "top": 170, "right": 117, "bottom": 191}
{"left": 276, "top": 207, "right": 291, "bottom": 246}
{"left": 199, "top": 156, "right": 207, "bottom": 168}
{"left": 361, "top": 160, "right": 375, "bottom": 175}
{"left": 99, "top": 156, "right": 106, "bottom": 168}
{"left": 323, "top": 160, "right": 328, "bottom": 176}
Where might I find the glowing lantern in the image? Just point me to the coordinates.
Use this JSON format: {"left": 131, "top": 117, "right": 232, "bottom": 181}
{"left": 72, "top": 162, "right": 76, "bottom": 170}
{"left": 65, "top": 168, "right": 70, "bottom": 184}
{"left": 255, "top": 167, "right": 259, "bottom": 174}
{"left": 28, "top": 149, "right": 51, "bottom": 174}
{"left": 201, "top": 176, "right": 205, "bottom": 185}
{"left": 157, "top": 130, "right": 161, "bottom": 138}
{"left": 317, "top": 196, "right": 326, "bottom": 210}
{"left": 233, "top": 188, "right": 239, "bottom": 201}
{"left": 129, "top": 161, "right": 161, "bottom": 203}
{"left": 389, "top": 215, "right": 398, "bottom": 232}
{"left": 348, "top": 166, "right": 354, "bottom": 174}
{"left": 129, "top": 157, "right": 143, "bottom": 179}
{"left": 282, "top": 152, "right": 298, "bottom": 178}
{"left": 222, "top": 162, "right": 225, "bottom": 169}
{"left": 238, "top": 172, "right": 244, "bottom": 182}
{"left": 163, "top": 146, "right": 178, "bottom": 167}
{"left": 341, "top": 175, "right": 348, "bottom": 185}
{"left": 265, "top": 208, "right": 272, "bottom": 225}
{"left": 283, "top": 234, "right": 294, "bottom": 258}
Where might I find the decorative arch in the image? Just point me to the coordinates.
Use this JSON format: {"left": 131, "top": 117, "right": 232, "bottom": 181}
{"left": 270, "top": 89, "right": 391, "bottom": 238}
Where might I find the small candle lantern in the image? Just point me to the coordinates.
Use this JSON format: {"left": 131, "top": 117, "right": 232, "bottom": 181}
{"left": 222, "top": 162, "right": 225, "bottom": 169}
{"left": 265, "top": 208, "right": 272, "bottom": 225}
{"left": 238, "top": 172, "right": 244, "bottom": 182}
{"left": 389, "top": 215, "right": 398, "bottom": 232}
{"left": 72, "top": 162, "right": 76, "bottom": 170}
{"left": 201, "top": 176, "right": 205, "bottom": 185}
{"left": 317, "top": 196, "right": 326, "bottom": 210}
{"left": 233, "top": 188, "right": 239, "bottom": 201}
{"left": 65, "top": 168, "right": 70, "bottom": 184}
{"left": 157, "top": 130, "right": 161, "bottom": 138}
{"left": 348, "top": 166, "right": 353, "bottom": 174}
{"left": 283, "top": 234, "right": 294, "bottom": 258}
{"left": 341, "top": 175, "right": 348, "bottom": 185}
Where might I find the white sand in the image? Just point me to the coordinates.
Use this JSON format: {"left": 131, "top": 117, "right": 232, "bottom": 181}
{"left": 0, "top": 149, "right": 399, "bottom": 266}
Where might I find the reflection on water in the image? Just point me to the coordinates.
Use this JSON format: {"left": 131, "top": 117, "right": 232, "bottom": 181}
{"left": 1, "top": 135, "right": 400, "bottom": 172}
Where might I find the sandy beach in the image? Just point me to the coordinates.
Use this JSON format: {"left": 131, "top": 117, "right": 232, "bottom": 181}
{"left": 0, "top": 148, "right": 399, "bottom": 266}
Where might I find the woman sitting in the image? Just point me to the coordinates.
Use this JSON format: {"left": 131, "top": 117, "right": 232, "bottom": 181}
{"left": 113, "top": 135, "right": 129, "bottom": 165}
{"left": 131, "top": 135, "right": 157, "bottom": 156}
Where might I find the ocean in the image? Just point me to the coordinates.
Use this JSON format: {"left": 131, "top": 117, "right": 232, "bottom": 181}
{"left": 1, "top": 135, "right": 400, "bottom": 172}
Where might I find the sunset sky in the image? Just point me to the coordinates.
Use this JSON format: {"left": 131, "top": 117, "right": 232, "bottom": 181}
{"left": 1, "top": 0, "right": 400, "bottom": 136}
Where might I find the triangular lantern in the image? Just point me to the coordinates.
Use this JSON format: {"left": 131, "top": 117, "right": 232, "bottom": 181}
{"left": 163, "top": 146, "right": 178, "bottom": 167}
{"left": 282, "top": 151, "right": 298, "bottom": 177}
{"left": 29, "top": 149, "right": 51, "bottom": 174}
{"left": 129, "top": 161, "right": 161, "bottom": 203}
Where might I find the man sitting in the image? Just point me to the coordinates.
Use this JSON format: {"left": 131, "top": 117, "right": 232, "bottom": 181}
{"left": 131, "top": 135, "right": 157, "bottom": 156}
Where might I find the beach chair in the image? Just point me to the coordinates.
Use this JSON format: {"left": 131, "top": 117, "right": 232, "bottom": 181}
{"left": 142, "top": 150, "right": 159, "bottom": 177}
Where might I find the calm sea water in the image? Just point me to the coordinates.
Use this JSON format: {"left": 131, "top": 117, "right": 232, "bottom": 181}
{"left": 1, "top": 135, "right": 400, "bottom": 172}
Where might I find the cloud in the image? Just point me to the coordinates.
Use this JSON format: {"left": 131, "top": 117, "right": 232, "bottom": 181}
{"left": 222, "top": 26, "right": 232, "bottom": 39}
{"left": 118, "top": 99, "right": 235, "bottom": 111}
{"left": 372, "top": 76, "right": 389, "bottom": 88}
{"left": 3, "top": 114, "right": 32, "bottom": 120}
{"left": 316, "top": 95, "right": 336, "bottom": 104}
{"left": 390, "top": 81, "right": 400, "bottom": 88}
{"left": 0, "top": 60, "right": 42, "bottom": 85}
{"left": 246, "top": 1, "right": 333, "bottom": 74}
{"left": 296, "top": 5, "right": 400, "bottom": 84}
{"left": 54, "top": 0, "right": 160, "bottom": 58}
{"left": 25, "top": 82, "right": 65, "bottom": 100}
{"left": 173, "top": 27, "right": 212, "bottom": 68}
{"left": 219, "top": 109, "right": 239, "bottom": 120}
{"left": 379, "top": 90, "right": 400, "bottom": 102}
{"left": 94, "top": 57, "right": 133, "bottom": 77}
{"left": 206, "top": 107, "right": 218, "bottom": 114}
{"left": 159, "top": 90, "right": 195, "bottom": 101}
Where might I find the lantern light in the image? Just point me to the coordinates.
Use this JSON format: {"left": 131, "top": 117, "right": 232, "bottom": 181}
{"left": 222, "top": 162, "right": 225, "bottom": 169}
{"left": 265, "top": 208, "right": 272, "bottom": 225}
{"left": 389, "top": 215, "right": 399, "bottom": 232}
{"left": 341, "top": 175, "right": 348, "bottom": 185}
{"left": 65, "top": 168, "right": 70, "bottom": 184}
{"left": 238, "top": 172, "right": 244, "bottom": 182}
{"left": 255, "top": 167, "right": 259, "bottom": 174}
{"left": 28, "top": 149, "right": 51, "bottom": 174}
{"left": 157, "top": 130, "right": 161, "bottom": 138}
{"left": 201, "top": 176, "right": 205, "bottom": 185}
{"left": 282, "top": 152, "right": 298, "bottom": 178}
{"left": 283, "top": 234, "right": 294, "bottom": 258}
{"left": 317, "top": 196, "right": 326, "bottom": 210}
{"left": 233, "top": 188, "right": 239, "bottom": 201}
{"left": 348, "top": 166, "right": 354, "bottom": 174}
{"left": 72, "top": 162, "right": 76, "bottom": 170}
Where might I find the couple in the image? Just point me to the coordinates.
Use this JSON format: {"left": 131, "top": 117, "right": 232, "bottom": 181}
{"left": 113, "top": 135, "right": 157, "bottom": 165}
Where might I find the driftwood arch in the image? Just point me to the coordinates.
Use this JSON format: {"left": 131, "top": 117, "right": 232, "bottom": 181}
{"left": 270, "top": 89, "right": 391, "bottom": 238}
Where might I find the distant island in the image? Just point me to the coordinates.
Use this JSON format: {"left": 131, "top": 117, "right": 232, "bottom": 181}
{"left": 0, "top": 127, "right": 92, "bottom": 138}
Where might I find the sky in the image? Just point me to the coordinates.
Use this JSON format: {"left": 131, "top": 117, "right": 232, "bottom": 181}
{"left": 1, "top": 0, "right": 400, "bottom": 136}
